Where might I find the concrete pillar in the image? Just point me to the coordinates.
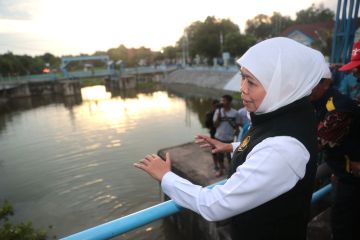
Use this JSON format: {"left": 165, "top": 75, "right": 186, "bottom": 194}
{"left": 10, "top": 83, "right": 31, "bottom": 98}
{"left": 56, "top": 80, "right": 81, "bottom": 96}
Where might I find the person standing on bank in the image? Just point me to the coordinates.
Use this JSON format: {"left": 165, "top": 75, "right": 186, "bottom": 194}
{"left": 134, "top": 37, "right": 327, "bottom": 240}
{"left": 212, "top": 94, "right": 240, "bottom": 176}
{"left": 205, "top": 99, "right": 221, "bottom": 172}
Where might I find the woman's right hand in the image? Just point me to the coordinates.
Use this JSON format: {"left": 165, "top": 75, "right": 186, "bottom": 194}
{"left": 195, "top": 134, "right": 233, "bottom": 153}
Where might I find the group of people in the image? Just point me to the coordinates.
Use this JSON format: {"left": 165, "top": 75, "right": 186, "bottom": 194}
{"left": 134, "top": 37, "right": 360, "bottom": 240}
{"left": 205, "top": 95, "right": 250, "bottom": 177}
{"left": 311, "top": 41, "right": 360, "bottom": 240}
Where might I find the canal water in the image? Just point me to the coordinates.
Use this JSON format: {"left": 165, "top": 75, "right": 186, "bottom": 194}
{"left": 0, "top": 84, "right": 235, "bottom": 239}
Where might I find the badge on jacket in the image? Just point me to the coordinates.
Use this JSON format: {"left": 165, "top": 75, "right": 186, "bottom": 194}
{"left": 238, "top": 136, "right": 250, "bottom": 151}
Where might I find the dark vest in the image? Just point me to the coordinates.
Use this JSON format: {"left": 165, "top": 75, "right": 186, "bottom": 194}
{"left": 229, "top": 97, "right": 318, "bottom": 240}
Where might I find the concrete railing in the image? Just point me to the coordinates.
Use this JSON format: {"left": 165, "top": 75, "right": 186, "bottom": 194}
{"left": 0, "top": 66, "right": 180, "bottom": 84}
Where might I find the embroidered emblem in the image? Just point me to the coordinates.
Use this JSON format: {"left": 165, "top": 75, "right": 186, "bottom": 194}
{"left": 238, "top": 136, "right": 250, "bottom": 151}
{"left": 352, "top": 48, "right": 360, "bottom": 56}
{"left": 326, "top": 97, "right": 335, "bottom": 112}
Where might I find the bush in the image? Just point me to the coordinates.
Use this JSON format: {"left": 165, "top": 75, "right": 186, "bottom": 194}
{"left": 0, "top": 200, "right": 48, "bottom": 240}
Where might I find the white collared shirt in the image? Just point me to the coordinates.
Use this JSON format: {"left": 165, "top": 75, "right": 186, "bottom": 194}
{"left": 161, "top": 136, "right": 309, "bottom": 221}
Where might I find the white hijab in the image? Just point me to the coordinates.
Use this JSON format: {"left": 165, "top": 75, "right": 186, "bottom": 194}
{"left": 237, "top": 37, "right": 328, "bottom": 114}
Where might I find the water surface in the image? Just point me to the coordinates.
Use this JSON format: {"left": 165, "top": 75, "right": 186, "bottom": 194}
{"left": 0, "top": 85, "right": 224, "bottom": 239}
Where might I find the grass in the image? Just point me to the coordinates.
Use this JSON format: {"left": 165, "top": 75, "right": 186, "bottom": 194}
{"left": 80, "top": 77, "right": 104, "bottom": 87}
{"left": 136, "top": 81, "right": 159, "bottom": 89}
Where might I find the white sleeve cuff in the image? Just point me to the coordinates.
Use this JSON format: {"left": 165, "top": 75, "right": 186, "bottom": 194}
{"left": 161, "top": 171, "right": 181, "bottom": 197}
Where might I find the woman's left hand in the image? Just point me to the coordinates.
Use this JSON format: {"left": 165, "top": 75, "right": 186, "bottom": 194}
{"left": 134, "top": 152, "right": 171, "bottom": 181}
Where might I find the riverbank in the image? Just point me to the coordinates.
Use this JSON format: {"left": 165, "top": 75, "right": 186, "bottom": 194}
{"left": 163, "top": 68, "right": 241, "bottom": 103}
{"left": 163, "top": 68, "right": 238, "bottom": 91}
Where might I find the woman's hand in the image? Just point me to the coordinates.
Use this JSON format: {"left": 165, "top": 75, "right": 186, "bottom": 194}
{"left": 195, "top": 134, "right": 233, "bottom": 153}
{"left": 134, "top": 152, "right": 171, "bottom": 181}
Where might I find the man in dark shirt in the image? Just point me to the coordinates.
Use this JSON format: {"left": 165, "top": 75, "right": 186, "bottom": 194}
{"left": 310, "top": 77, "right": 360, "bottom": 240}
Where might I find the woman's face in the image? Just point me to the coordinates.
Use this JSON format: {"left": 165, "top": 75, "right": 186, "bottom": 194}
{"left": 240, "top": 67, "right": 266, "bottom": 112}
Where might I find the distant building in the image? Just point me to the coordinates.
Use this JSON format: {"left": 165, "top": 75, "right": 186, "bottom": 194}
{"left": 281, "top": 19, "right": 360, "bottom": 46}
{"left": 281, "top": 21, "right": 334, "bottom": 47}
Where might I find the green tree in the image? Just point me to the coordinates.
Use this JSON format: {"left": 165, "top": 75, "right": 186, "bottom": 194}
{"left": 0, "top": 200, "right": 48, "bottom": 240}
{"left": 40, "top": 53, "right": 60, "bottom": 69}
{"left": 107, "top": 44, "right": 129, "bottom": 63}
{"left": 18, "top": 55, "right": 33, "bottom": 75}
{"left": 152, "top": 51, "right": 164, "bottom": 62}
{"left": 270, "top": 12, "right": 293, "bottom": 36}
{"left": 245, "top": 12, "right": 293, "bottom": 40}
{"left": 0, "top": 52, "right": 39, "bottom": 76}
{"left": 296, "top": 3, "right": 334, "bottom": 24}
{"left": 183, "top": 16, "right": 241, "bottom": 64}
{"left": 245, "top": 14, "right": 272, "bottom": 40}
{"left": 30, "top": 56, "right": 46, "bottom": 74}
{"left": 223, "top": 31, "right": 256, "bottom": 58}
{"left": 133, "top": 46, "right": 153, "bottom": 65}
{"left": 162, "top": 46, "right": 179, "bottom": 60}
{"left": 106, "top": 45, "right": 155, "bottom": 67}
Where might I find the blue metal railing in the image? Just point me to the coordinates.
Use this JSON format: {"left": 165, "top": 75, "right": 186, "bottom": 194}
{"left": 62, "top": 181, "right": 332, "bottom": 240}
{"left": 311, "top": 183, "right": 333, "bottom": 204}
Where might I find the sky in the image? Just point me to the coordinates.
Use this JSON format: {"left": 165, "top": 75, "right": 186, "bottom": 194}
{"left": 0, "top": 0, "right": 337, "bottom": 56}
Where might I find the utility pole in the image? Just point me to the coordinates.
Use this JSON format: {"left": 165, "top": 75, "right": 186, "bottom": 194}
{"left": 220, "top": 31, "right": 224, "bottom": 57}
{"left": 182, "top": 32, "right": 188, "bottom": 67}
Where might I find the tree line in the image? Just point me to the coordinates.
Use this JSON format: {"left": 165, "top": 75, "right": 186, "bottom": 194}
{"left": 0, "top": 4, "right": 334, "bottom": 77}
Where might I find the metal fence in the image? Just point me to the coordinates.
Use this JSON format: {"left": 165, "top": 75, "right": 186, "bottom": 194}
{"left": 62, "top": 181, "right": 332, "bottom": 240}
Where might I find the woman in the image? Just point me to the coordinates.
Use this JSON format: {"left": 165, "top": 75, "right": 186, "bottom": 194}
{"left": 134, "top": 37, "right": 328, "bottom": 239}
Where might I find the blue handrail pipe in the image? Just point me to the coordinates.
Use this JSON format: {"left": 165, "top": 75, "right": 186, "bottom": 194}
{"left": 62, "top": 181, "right": 332, "bottom": 240}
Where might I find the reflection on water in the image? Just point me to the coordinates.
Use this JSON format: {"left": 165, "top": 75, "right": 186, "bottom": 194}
{"left": 0, "top": 85, "right": 226, "bottom": 239}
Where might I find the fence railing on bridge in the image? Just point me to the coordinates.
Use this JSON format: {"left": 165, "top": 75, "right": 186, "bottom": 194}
{"left": 0, "top": 65, "right": 234, "bottom": 84}
{"left": 0, "top": 66, "right": 173, "bottom": 83}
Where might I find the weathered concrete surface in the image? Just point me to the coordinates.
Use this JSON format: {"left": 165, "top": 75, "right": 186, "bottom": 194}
{"left": 0, "top": 98, "right": 8, "bottom": 110}
{"left": 165, "top": 82, "right": 238, "bottom": 102}
{"left": 158, "top": 142, "right": 332, "bottom": 240}
{"left": 1, "top": 80, "right": 81, "bottom": 98}
{"left": 164, "top": 69, "right": 237, "bottom": 91}
{"left": 54, "top": 80, "right": 81, "bottom": 96}
{"left": 308, "top": 208, "right": 332, "bottom": 240}
{"left": 8, "top": 83, "right": 31, "bottom": 97}
{"left": 158, "top": 142, "right": 231, "bottom": 240}
{"left": 158, "top": 142, "right": 227, "bottom": 186}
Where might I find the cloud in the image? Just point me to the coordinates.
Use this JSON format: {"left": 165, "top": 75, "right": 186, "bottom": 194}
{"left": 0, "top": 0, "right": 38, "bottom": 20}
{"left": 0, "top": 0, "right": 341, "bottom": 56}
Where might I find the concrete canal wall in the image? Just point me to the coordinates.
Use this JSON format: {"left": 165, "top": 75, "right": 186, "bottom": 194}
{"left": 1, "top": 68, "right": 237, "bottom": 101}
{"left": 0, "top": 80, "right": 81, "bottom": 99}
{"left": 163, "top": 68, "right": 238, "bottom": 91}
